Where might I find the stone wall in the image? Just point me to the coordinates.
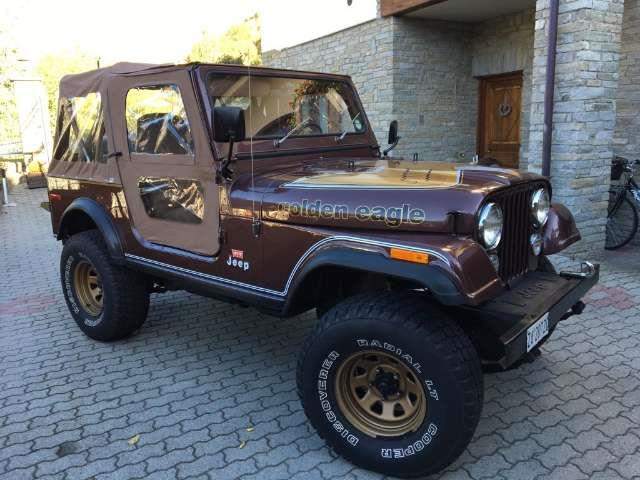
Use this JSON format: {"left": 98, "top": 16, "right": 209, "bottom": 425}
{"left": 263, "top": 18, "right": 395, "bottom": 148}
{"left": 527, "top": 0, "right": 625, "bottom": 255}
{"left": 390, "top": 18, "right": 476, "bottom": 162}
{"left": 472, "top": 9, "right": 536, "bottom": 168}
{"left": 264, "top": 17, "right": 478, "bottom": 162}
{"left": 613, "top": 0, "right": 640, "bottom": 161}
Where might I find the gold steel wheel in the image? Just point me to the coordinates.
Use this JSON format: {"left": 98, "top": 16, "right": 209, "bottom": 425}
{"left": 73, "top": 259, "right": 103, "bottom": 316}
{"left": 335, "top": 350, "right": 427, "bottom": 438}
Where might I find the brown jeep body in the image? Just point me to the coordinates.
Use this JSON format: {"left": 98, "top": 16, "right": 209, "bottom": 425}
{"left": 47, "top": 62, "right": 599, "bottom": 477}
{"left": 47, "top": 63, "right": 596, "bottom": 369}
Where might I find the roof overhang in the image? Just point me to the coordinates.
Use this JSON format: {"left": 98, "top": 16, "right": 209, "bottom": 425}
{"left": 381, "top": 0, "right": 536, "bottom": 22}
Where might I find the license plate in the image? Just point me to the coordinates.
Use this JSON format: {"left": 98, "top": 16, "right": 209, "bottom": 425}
{"left": 526, "top": 313, "right": 549, "bottom": 352}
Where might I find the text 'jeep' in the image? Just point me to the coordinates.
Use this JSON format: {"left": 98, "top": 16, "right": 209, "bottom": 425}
{"left": 46, "top": 62, "right": 598, "bottom": 477}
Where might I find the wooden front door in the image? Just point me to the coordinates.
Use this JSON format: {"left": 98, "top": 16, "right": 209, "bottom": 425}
{"left": 478, "top": 72, "right": 523, "bottom": 169}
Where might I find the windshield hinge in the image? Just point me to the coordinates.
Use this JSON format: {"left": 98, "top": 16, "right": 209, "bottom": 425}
{"left": 252, "top": 218, "right": 262, "bottom": 238}
{"left": 447, "top": 211, "right": 462, "bottom": 235}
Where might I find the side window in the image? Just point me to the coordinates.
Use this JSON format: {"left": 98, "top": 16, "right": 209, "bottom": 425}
{"left": 137, "top": 177, "right": 204, "bottom": 224}
{"left": 53, "top": 93, "right": 107, "bottom": 163}
{"left": 126, "top": 85, "right": 194, "bottom": 156}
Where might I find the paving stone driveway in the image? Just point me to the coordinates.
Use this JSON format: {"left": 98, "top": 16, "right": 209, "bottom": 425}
{"left": 2, "top": 185, "right": 640, "bottom": 480}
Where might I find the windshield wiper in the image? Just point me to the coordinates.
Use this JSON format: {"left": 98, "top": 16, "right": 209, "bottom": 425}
{"left": 274, "top": 118, "right": 311, "bottom": 147}
{"left": 335, "top": 112, "right": 361, "bottom": 142}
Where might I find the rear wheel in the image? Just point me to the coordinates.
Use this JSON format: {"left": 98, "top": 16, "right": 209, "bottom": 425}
{"left": 60, "top": 230, "right": 150, "bottom": 341}
{"left": 606, "top": 189, "right": 638, "bottom": 250}
{"left": 298, "top": 292, "right": 483, "bottom": 478}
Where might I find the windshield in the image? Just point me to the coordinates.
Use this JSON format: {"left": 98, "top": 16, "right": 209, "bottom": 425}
{"left": 207, "top": 74, "right": 366, "bottom": 140}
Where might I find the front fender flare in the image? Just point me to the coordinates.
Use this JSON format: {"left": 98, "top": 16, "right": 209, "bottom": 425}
{"left": 282, "top": 241, "right": 465, "bottom": 315}
{"left": 543, "top": 203, "right": 581, "bottom": 255}
{"left": 58, "top": 198, "right": 125, "bottom": 264}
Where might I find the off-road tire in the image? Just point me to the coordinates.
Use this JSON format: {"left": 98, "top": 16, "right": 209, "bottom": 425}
{"left": 60, "top": 230, "right": 149, "bottom": 341}
{"left": 297, "top": 292, "right": 483, "bottom": 478}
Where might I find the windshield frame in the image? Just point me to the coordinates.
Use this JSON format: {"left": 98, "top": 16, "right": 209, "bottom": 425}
{"left": 197, "top": 67, "right": 373, "bottom": 150}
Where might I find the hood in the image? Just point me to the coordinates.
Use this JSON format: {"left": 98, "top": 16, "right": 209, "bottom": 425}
{"left": 243, "top": 158, "right": 544, "bottom": 234}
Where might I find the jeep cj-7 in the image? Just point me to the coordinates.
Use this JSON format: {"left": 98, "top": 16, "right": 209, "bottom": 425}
{"left": 46, "top": 63, "right": 598, "bottom": 477}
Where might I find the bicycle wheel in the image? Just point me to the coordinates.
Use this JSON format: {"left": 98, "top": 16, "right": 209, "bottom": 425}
{"left": 606, "top": 189, "right": 638, "bottom": 250}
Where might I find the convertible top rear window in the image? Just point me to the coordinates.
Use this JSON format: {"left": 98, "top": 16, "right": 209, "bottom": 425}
{"left": 53, "top": 92, "right": 106, "bottom": 163}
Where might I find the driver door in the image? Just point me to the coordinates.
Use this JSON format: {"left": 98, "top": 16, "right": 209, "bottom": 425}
{"left": 110, "top": 70, "right": 219, "bottom": 256}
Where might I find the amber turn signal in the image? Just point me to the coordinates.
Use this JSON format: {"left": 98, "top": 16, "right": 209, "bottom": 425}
{"left": 389, "top": 248, "right": 429, "bottom": 264}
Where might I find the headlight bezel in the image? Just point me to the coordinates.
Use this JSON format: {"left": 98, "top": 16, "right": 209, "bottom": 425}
{"left": 531, "top": 188, "right": 550, "bottom": 227}
{"left": 477, "top": 202, "right": 504, "bottom": 251}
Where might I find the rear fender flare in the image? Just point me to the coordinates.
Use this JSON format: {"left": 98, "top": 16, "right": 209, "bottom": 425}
{"left": 58, "top": 198, "right": 125, "bottom": 264}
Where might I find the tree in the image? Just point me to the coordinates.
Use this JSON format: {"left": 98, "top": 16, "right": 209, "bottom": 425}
{"left": 36, "top": 50, "right": 96, "bottom": 133}
{"left": 186, "top": 14, "right": 261, "bottom": 65}
{"left": 0, "top": 15, "right": 21, "bottom": 144}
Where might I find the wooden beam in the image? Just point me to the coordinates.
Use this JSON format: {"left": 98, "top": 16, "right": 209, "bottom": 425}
{"left": 380, "top": 0, "right": 449, "bottom": 17}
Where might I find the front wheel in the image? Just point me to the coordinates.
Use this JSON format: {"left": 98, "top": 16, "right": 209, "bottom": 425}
{"left": 606, "top": 189, "right": 638, "bottom": 250}
{"left": 297, "top": 292, "right": 483, "bottom": 478}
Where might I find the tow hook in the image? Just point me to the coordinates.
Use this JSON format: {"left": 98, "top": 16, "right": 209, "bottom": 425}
{"left": 560, "top": 300, "right": 586, "bottom": 321}
{"left": 560, "top": 261, "right": 596, "bottom": 279}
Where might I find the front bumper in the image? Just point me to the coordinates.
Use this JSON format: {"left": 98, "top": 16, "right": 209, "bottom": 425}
{"left": 460, "top": 262, "right": 599, "bottom": 369}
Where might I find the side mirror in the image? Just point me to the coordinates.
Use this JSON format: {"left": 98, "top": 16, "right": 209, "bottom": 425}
{"left": 212, "top": 106, "right": 245, "bottom": 182}
{"left": 212, "top": 106, "right": 245, "bottom": 142}
{"left": 383, "top": 120, "right": 400, "bottom": 157}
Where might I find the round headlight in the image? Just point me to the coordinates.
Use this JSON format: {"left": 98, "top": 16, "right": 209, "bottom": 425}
{"left": 531, "top": 188, "right": 550, "bottom": 226}
{"left": 478, "top": 202, "right": 503, "bottom": 250}
{"left": 488, "top": 252, "right": 500, "bottom": 271}
{"left": 530, "top": 232, "right": 543, "bottom": 256}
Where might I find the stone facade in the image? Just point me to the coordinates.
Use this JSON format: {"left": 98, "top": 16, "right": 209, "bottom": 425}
{"left": 263, "top": 18, "right": 395, "bottom": 149}
{"left": 390, "top": 18, "right": 476, "bottom": 161}
{"left": 527, "top": 0, "right": 625, "bottom": 254}
{"left": 264, "top": 17, "right": 478, "bottom": 162}
{"left": 472, "top": 9, "right": 536, "bottom": 169}
{"left": 614, "top": 0, "right": 640, "bottom": 160}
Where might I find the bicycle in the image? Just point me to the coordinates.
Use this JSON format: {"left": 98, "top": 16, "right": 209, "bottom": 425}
{"left": 606, "top": 156, "right": 640, "bottom": 250}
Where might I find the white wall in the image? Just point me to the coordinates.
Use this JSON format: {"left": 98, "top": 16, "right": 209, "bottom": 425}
{"left": 260, "top": 0, "right": 377, "bottom": 52}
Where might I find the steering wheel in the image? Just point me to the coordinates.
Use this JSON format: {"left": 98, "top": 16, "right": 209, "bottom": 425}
{"left": 164, "top": 113, "right": 192, "bottom": 153}
{"left": 302, "top": 122, "right": 323, "bottom": 134}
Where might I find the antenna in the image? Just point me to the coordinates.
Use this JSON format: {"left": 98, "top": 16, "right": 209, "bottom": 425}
{"left": 248, "top": 64, "right": 260, "bottom": 237}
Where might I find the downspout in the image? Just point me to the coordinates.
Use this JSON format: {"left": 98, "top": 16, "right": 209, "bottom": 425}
{"left": 542, "top": 0, "right": 560, "bottom": 177}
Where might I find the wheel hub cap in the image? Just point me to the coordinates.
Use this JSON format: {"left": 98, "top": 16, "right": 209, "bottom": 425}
{"left": 73, "top": 259, "right": 103, "bottom": 316}
{"left": 373, "top": 370, "right": 400, "bottom": 400}
{"left": 335, "top": 350, "right": 427, "bottom": 438}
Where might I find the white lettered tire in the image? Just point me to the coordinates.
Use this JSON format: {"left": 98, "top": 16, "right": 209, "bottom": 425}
{"left": 297, "top": 292, "right": 483, "bottom": 478}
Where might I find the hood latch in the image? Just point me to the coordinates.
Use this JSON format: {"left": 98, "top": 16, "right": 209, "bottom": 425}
{"left": 447, "top": 211, "right": 462, "bottom": 235}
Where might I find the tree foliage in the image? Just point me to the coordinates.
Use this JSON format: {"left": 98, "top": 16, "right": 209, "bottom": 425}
{"left": 186, "top": 14, "right": 261, "bottom": 65}
{"left": 36, "top": 50, "right": 96, "bottom": 133}
{"left": 0, "top": 18, "right": 21, "bottom": 144}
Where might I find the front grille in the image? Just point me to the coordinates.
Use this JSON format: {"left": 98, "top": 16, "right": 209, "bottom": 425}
{"left": 487, "top": 182, "right": 546, "bottom": 283}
